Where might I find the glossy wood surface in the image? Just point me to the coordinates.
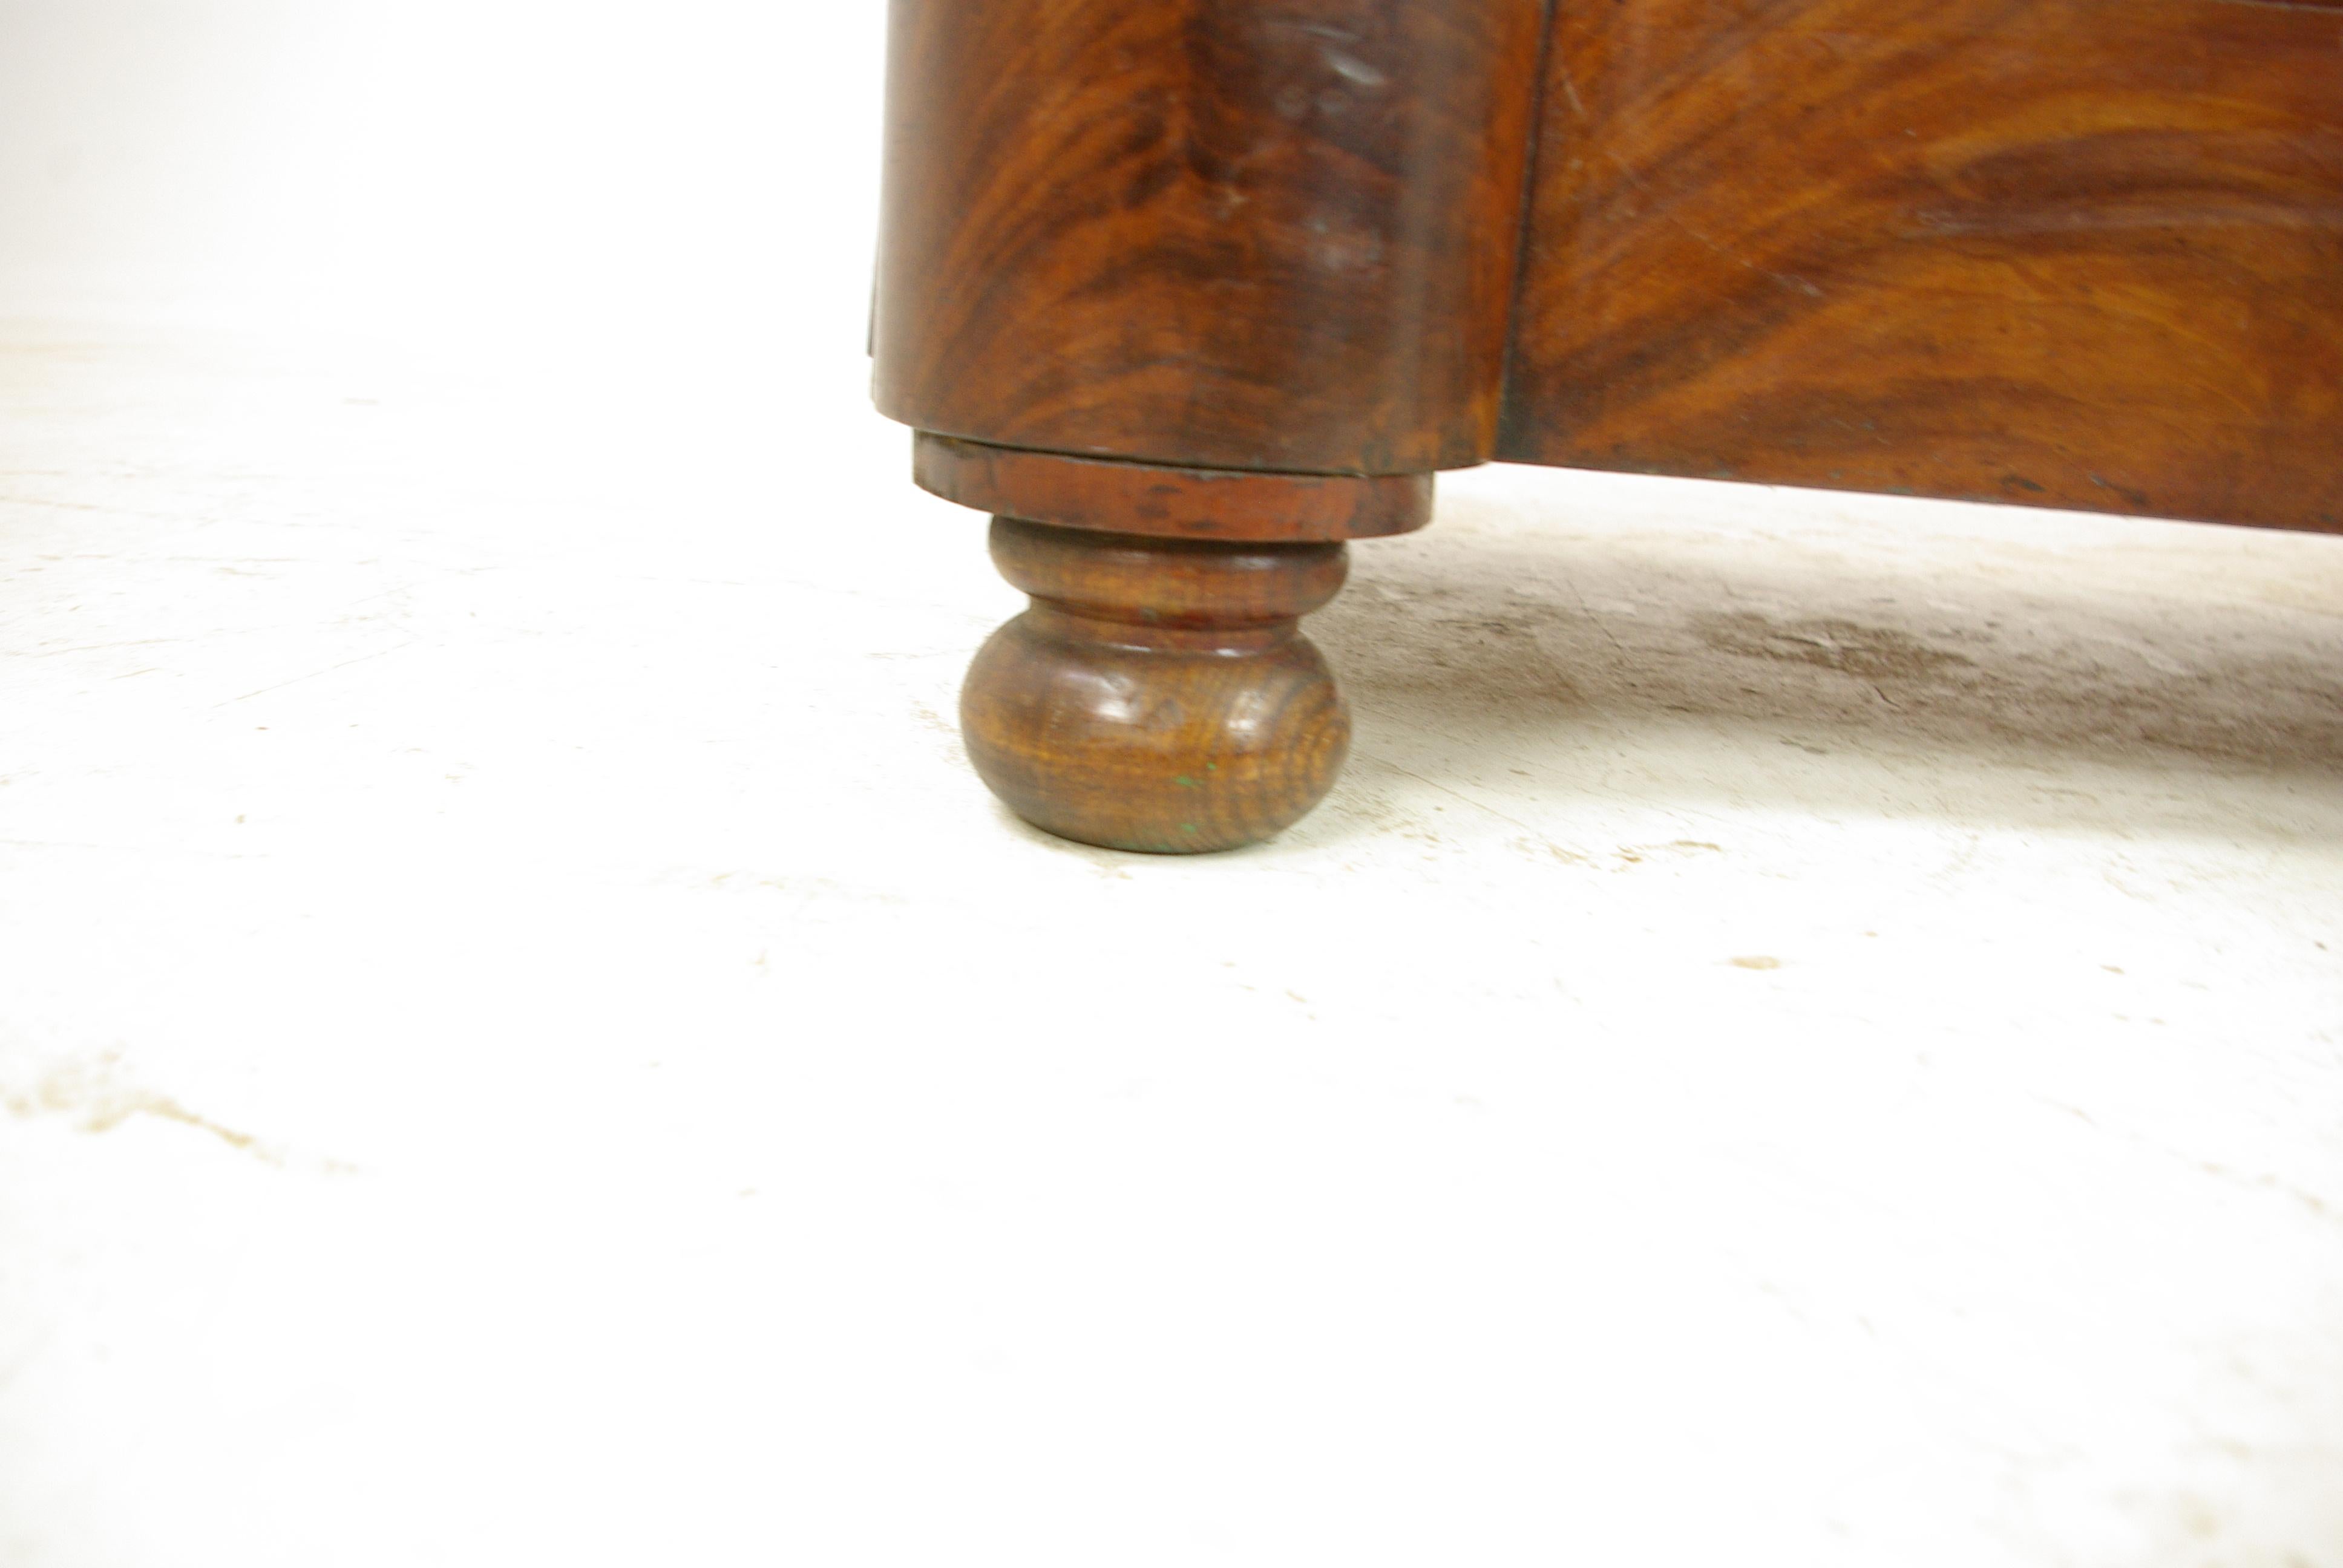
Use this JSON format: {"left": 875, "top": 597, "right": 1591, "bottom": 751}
{"left": 962, "top": 518, "right": 1351, "bottom": 852}
{"left": 874, "top": 0, "right": 1550, "bottom": 476}
{"left": 1498, "top": 0, "right": 2343, "bottom": 532}
{"left": 913, "top": 433, "right": 1435, "bottom": 543}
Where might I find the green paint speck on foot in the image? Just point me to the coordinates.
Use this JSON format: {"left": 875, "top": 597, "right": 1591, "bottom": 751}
{"left": 1173, "top": 774, "right": 1198, "bottom": 789}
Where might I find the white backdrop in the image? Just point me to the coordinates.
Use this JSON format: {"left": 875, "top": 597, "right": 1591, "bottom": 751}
{"left": 0, "top": 1, "right": 884, "bottom": 377}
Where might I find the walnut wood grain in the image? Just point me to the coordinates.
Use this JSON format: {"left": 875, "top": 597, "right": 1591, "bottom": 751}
{"left": 961, "top": 518, "right": 1351, "bottom": 852}
{"left": 874, "top": 0, "right": 1550, "bottom": 476}
{"left": 1497, "top": 0, "right": 2343, "bottom": 532}
{"left": 913, "top": 433, "right": 1435, "bottom": 543}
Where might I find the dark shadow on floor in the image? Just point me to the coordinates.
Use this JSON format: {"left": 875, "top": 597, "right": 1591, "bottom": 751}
{"left": 1307, "top": 478, "right": 2343, "bottom": 840}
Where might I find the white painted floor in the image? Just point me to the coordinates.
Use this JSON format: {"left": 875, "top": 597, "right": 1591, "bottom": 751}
{"left": 1, "top": 315, "right": 2338, "bottom": 1568}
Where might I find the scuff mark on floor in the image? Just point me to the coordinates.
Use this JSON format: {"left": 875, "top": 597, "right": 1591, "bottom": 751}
{"left": 1696, "top": 612, "right": 1976, "bottom": 684}
{"left": 4, "top": 1053, "right": 348, "bottom": 1172}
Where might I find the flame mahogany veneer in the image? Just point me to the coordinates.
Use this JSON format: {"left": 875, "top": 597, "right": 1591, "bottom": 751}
{"left": 1497, "top": 0, "right": 2343, "bottom": 531}
{"left": 874, "top": 0, "right": 2343, "bottom": 852}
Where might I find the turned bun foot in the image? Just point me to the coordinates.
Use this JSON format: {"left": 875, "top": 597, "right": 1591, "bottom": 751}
{"left": 960, "top": 517, "right": 1352, "bottom": 854}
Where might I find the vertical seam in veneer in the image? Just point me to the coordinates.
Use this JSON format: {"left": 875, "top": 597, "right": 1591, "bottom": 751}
{"left": 1495, "top": 0, "right": 1565, "bottom": 453}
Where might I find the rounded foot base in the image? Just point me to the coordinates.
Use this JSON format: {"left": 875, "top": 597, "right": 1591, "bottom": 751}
{"left": 960, "top": 518, "right": 1352, "bottom": 854}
